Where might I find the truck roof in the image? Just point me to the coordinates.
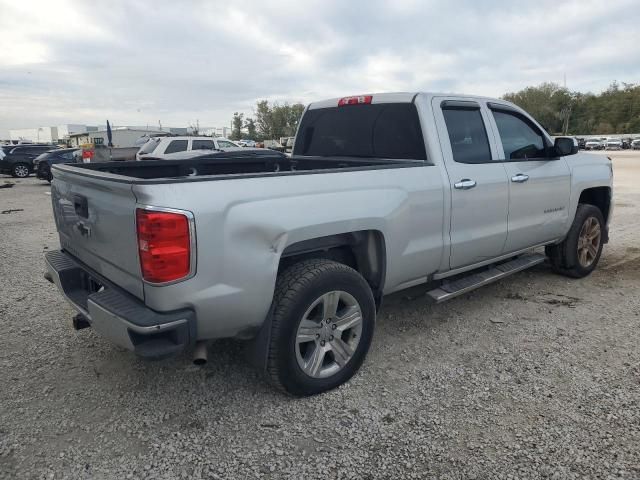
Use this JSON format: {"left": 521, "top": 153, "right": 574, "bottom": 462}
{"left": 307, "top": 92, "right": 510, "bottom": 110}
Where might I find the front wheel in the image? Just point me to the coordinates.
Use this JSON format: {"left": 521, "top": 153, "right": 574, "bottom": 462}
{"left": 546, "top": 204, "right": 605, "bottom": 278}
{"left": 266, "top": 259, "right": 376, "bottom": 396}
{"left": 11, "top": 163, "right": 30, "bottom": 178}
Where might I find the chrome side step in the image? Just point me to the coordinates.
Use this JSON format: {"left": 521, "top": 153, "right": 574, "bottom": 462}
{"left": 427, "top": 253, "right": 546, "bottom": 304}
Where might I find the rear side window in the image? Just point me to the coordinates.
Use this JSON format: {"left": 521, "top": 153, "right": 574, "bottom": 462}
{"left": 294, "top": 103, "right": 427, "bottom": 160}
{"left": 492, "top": 110, "right": 546, "bottom": 160}
{"left": 164, "top": 140, "right": 188, "bottom": 154}
{"left": 442, "top": 108, "right": 492, "bottom": 164}
{"left": 192, "top": 140, "right": 215, "bottom": 150}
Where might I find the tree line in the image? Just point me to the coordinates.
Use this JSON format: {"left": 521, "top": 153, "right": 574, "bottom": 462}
{"left": 230, "top": 101, "right": 305, "bottom": 141}
{"left": 503, "top": 81, "right": 640, "bottom": 135}
{"left": 231, "top": 81, "right": 640, "bottom": 140}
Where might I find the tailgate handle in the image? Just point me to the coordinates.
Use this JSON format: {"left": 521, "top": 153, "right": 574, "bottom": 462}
{"left": 73, "top": 195, "right": 89, "bottom": 218}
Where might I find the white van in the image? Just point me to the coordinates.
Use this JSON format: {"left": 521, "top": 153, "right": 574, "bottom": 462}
{"left": 136, "top": 136, "right": 242, "bottom": 161}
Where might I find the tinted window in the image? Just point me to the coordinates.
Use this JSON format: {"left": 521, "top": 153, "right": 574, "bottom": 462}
{"left": 164, "top": 140, "right": 188, "bottom": 154}
{"left": 442, "top": 108, "right": 492, "bottom": 163}
{"left": 216, "top": 140, "right": 236, "bottom": 148}
{"left": 22, "top": 146, "right": 49, "bottom": 154}
{"left": 492, "top": 111, "right": 547, "bottom": 160}
{"left": 192, "top": 140, "right": 215, "bottom": 150}
{"left": 294, "top": 103, "right": 426, "bottom": 160}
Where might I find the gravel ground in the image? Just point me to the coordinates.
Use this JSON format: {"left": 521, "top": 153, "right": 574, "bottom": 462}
{"left": 1, "top": 152, "right": 639, "bottom": 479}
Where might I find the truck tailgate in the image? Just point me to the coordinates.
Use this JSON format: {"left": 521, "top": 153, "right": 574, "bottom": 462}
{"left": 50, "top": 167, "right": 144, "bottom": 299}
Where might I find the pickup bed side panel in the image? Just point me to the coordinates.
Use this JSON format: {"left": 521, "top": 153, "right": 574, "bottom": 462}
{"left": 133, "top": 166, "right": 445, "bottom": 340}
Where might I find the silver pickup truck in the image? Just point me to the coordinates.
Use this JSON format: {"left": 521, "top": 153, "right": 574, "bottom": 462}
{"left": 45, "top": 92, "right": 613, "bottom": 396}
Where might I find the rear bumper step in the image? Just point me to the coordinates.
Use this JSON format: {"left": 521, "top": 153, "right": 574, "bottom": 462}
{"left": 427, "top": 253, "right": 545, "bottom": 303}
{"left": 44, "top": 250, "right": 196, "bottom": 359}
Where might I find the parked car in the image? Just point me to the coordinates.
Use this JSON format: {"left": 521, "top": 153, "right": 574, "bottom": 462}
{"left": 33, "top": 148, "right": 80, "bottom": 182}
{"left": 262, "top": 139, "right": 286, "bottom": 152}
{"left": 279, "top": 137, "right": 295, "bottom": 153}
{"left": 584, "top": 138, "right": 604, "bottom": 150}
{"left": 237, "top": 140, "right": 257, "bottom": 148}
{"left": 0, "top": 144, "right": 59, "bottom": 177}
{"left": 136, "top": 136, "right": 242, "bottom": 161}
{"left": 605, "top": 138, "right": 623, "bottom": 150}
{"left": 45, "top": 92, "right": 612, "bottom": 396}
{"left": 631, "top": 138, "right": 640, "bottom": 150}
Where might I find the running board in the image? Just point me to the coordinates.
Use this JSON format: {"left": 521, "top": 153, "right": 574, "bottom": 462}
{"left": 427, "top": 253, "right": 546, "bottom": 304}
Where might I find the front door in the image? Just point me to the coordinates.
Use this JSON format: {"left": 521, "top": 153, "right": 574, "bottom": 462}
{"left": 489, "top": 107, "right": 571, "bottom": 253}
{"left": 434, "top": 98, "right": 509, "bottom": 269}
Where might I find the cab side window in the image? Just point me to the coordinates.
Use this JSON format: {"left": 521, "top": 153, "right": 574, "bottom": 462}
{"left": 164, "top": 140, "right": 188, "bottom": 154}
{"left": 492, "top": 110, "right": 547, "bottom": 160}
{"left": 442, "top": 107, "right": 492, "bottom": 164}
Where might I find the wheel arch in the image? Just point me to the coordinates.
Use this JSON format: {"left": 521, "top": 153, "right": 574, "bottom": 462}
{"left": 578, "top": 186, "right": 612, "bottom": 226}
{"left": 278, "top": 230, "right": 387, "bottom": 306}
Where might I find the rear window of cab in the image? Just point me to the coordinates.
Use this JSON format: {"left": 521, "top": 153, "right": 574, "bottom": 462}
{"left": 294, "top": 103, "right": 427, "bottom": 160}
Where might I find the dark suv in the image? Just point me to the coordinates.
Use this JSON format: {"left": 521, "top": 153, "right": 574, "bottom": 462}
{"left": 33, "top": 148, "right": 80, "bottom": 182}
{"left": 0, "top": 144, "right": 59, "bottom": 178}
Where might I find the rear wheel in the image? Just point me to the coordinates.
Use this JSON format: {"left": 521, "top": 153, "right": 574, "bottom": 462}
{"left": 11, "top": 163, "right": 30, "bottom": 178}
{"left": 546, "top": 204, "right": 605, "bottom": 278}
{"left": 266, "top": 259, "right": 376, "bottom": 396}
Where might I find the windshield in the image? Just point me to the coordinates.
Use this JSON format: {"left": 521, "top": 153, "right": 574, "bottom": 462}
{"left": 138, "top": 138, "right": 161, "bottom": 154}
{"left": 293, "top": 103, "right": 427, "bottom": 160}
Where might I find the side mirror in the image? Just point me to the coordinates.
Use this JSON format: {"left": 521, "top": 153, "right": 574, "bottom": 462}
{"left": 554, "top": 137, "right": 578, "bottom": 156}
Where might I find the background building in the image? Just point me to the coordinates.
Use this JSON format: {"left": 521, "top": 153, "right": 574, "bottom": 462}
{"left": 68, "top": 127, "right": 167, "bottom": 148}
{"left": 200, "top": 126, "right": 233, "bottom": 137}
{"left": 9, "top": 126, "right": 58, "bottom": 143}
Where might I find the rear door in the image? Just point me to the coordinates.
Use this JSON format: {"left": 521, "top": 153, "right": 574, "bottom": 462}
{"left": 433, "top": 97, "right": 509, "bottom": 269}
{"left": 487, "top": 104, "right": 571, "bottom": 252}
{"left": 51, "top": 168, "right": 144, "bottom": 299}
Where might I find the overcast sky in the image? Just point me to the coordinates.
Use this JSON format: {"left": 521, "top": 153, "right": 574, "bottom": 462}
{"left": 1, "top": 0, "right": 639, "bottom": 137}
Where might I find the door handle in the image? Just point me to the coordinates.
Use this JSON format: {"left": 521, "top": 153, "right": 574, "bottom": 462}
{"left": 511, "top": 173, "right": 529, "bottom": 183}
{"left": 454, "top": 179, "right": 477, "bottom": 190}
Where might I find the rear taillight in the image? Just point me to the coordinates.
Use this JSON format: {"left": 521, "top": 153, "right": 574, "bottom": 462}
{"left": 136, "top": 208, "right": 193, "bottom": 284}
{"left": 338, "top": 95, "right": 372, "bottom": 106}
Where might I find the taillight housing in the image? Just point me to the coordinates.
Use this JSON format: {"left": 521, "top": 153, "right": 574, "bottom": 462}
{"left": 136, "top": 207, "right": 195, "bottom": 284}
{"left": 338, "top": 95, "right": 373, "bottom": 106}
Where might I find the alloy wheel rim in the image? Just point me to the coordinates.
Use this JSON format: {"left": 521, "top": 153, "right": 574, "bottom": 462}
{"left": 15, "top": 165, "right": 29, "bottom": 177}
{"left": 295, "top": 290, "right": 363, "bottom": 379}
{"left": 577, "top": 216, "right": 601, "bottom": 268}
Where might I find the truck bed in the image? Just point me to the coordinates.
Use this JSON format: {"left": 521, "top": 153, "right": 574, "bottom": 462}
{"left": 55, "top": 151, "right": 420, "bottom": 183}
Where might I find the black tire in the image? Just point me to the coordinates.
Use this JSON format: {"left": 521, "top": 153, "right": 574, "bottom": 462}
{"left": 11, "top": 163, "right": 30, "bottom": 178}
{"left": 546, "top": 204, "right": 605, "bottom": 278}
{"left": 266, "top": 259, "right": 376, "bottom": 396}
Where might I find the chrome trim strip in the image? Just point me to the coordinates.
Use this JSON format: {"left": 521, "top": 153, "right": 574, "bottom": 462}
{"left": 135, "top": 204, "right": 197, "bottom": 287}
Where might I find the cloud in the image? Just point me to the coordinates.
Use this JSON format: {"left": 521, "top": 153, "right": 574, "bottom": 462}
{"left": 0, "top": 0, "right": 638, "bottom": 137}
